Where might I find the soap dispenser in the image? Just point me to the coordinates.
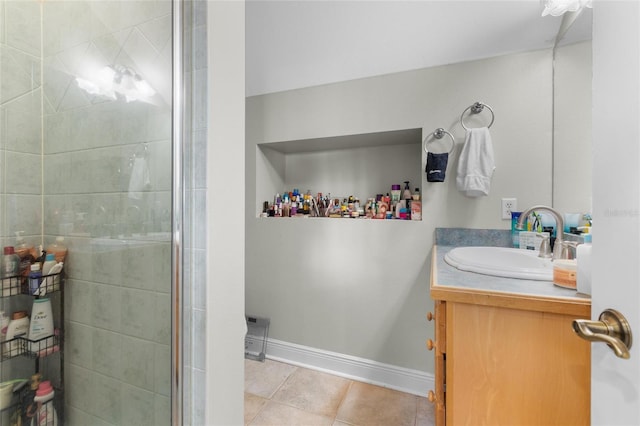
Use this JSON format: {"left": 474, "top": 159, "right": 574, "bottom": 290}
{"left": 402, "top": 181, "right": 412, "bottom": 200}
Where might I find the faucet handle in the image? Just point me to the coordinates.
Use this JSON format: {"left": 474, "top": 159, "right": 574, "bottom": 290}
{"left": 560, "top": 241, "right": 578, "bottom": 260}
{"left": 536, "top": 233, "right": 552, "bottom": 258}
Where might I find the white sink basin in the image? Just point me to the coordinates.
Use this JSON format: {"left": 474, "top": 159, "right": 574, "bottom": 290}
{"left": 444, "top": 246, "right": 553, "bottom": 281}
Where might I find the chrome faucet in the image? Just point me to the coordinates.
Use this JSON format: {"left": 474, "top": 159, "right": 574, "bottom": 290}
{"left": 516, "top": 205, "right": 565, "bottom": 260}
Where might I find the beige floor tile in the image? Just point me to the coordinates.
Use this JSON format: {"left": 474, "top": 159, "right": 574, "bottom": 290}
{"left": 415, "top": 395, "right": 435, "bottom": 426}
{"left": 332, "top": 421, "right": 353, "bottom": 426}
{"left": 245, "top": 359, "right": 297, "bottom": 398}
{"left": 245, "top": 392, "right": 268, "bottom": 425}
{"left": 272, "top": 368, "right": 351, "bottom": 417}
{"left": 249, "top": 401, "right": 334, "bottom": 426}
{"left": 336, "top": 381, "right": 417, "bottom": 426}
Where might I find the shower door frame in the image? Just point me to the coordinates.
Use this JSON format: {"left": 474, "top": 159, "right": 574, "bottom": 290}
{"left": 172, "top": 0, "right": 185, "bottom": 424}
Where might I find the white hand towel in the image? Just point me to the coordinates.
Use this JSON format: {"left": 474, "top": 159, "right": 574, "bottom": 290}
{"left": 456, "top": 127, "right": 495, "bottom": 197}
{"left": 128, "top": 157, "right": 151, "bottom": 200}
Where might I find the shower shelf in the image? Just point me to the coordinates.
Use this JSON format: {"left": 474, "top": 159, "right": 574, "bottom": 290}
{"left": 0, "top": 272, "right": 63, "bottom": 298}
{"left": 0, "top": 270, "right": 65, "bottom": 424}
{"left": 0, "top": 383, "right": 64, "bottom": 425}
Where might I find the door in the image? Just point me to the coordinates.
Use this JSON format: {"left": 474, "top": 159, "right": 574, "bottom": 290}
{"left": 590, "top": 2, "right": 640, "bottom": 424}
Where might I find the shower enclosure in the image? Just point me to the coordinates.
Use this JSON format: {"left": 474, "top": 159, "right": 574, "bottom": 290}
{"left": 0, "top": 0, "right": 205, "bottom": 424}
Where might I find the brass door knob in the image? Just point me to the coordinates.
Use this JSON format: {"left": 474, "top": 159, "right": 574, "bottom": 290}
{"left": 428, "top": 390, "right": 436, "bottom": 403}
{"left": 573, "top": 308, "right": 633, "bottom": 359}
{"left": 426, "top": 339, "right": 435, "bottom": 351}
{"left": 426, "top": 312, "right": 434, "bottom": 321}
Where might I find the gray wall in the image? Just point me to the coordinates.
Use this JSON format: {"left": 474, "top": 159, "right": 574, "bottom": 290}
{"left": 246, "top": 49, "right": 554, "bottom": 374}
{"left": 207, "top": 1, "right": 246, "bottom": 424}
{"left": 553, "top": 40, "right": 592, "bottom": 214}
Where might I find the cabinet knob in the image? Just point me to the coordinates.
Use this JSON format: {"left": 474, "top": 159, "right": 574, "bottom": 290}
{"left": 428, "top": 390, "right": 436, "bottom": 403}
{"left": 426, "top": 312, "right": 434, "bottom": 321}
{"left": 426, "top": 339, "right": 435, "bottom": 351}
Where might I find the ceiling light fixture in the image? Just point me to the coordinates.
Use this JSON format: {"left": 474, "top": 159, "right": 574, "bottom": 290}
{"left": 75, "top": 65, "right": 156, "bottom": 104}
{"left": 541, "top": 0, "right": 592, "bottom": 17}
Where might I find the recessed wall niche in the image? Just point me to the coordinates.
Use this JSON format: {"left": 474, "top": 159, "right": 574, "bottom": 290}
{"left": 255, "top": 128, "right": 422, "bottom": 218}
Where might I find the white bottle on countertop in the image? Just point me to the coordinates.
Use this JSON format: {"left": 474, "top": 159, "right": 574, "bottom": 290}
{"left": 576, "top": 232, "right": 592, "bottom": 296}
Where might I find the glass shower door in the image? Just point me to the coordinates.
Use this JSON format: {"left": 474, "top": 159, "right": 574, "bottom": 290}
{"left": 0, "top": 1, "right": 184, "bottom": 425}
{"left": 43, "top": 2, "right": 174, "bottom": 425}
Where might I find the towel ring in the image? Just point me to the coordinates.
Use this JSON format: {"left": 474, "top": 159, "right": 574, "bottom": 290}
{"left": 424, "top": 128, "right": 455, "bottom": 155}
{"left": 460, "top": 101, "right": 495, "bottom": 130}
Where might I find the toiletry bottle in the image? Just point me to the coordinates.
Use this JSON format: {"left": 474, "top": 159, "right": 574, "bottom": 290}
{"left": 2, "top": 247, "right": 20, "bottom": 279}
{"left": 41, "top": 254, "right": 56, "bottom": 277}
{"left": 390, "top": 184, "right": 401, "bottom": 208}
{"left": 28, "top": 298, "right": 54, "bottom": 355}
{"left": 576, "top": 229, "right": 592, "bottom": 295}
{"left": 0, "top": 311, "right": 9, "bottom": 343}
{"left": 4, "top": 311, "right": 29, "bottom": 357}
{"left": 411, "top": 188, "right": 422, "bottom": 221}
{"left": 45, "top": 237, "right": 67, "bottom": 264}
{"left": 34, "top": 245, "right": 46, "bottom": 268}
{"left": 15, "top": 232, "right": 37, "bottom": 259}
{"left": 402, "top": 181, "right": 412, "bottom": 200}
{"left": 31, "top": 380, "right": 58, "bottom": 426}
{"left": 16, "top": 233, "right": 36, "bottom": 279}
{"left": 22, "top": 373, "right": 41, "bottom": 425}
{"left": 401, "top": 182, "right": 411, "bottom": 220}
{"left": 29, "top": 264, "right": 42, "bottom": 296}
{"left": 511, "top": 212, "right": 522, "bottom": 248}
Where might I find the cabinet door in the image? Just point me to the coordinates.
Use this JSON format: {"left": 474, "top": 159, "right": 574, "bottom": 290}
{"left": 433, "top": 300, "right": 446, "bottom": 426}
{"left": 446, "top": 302, "right": 590, "bottom": 426}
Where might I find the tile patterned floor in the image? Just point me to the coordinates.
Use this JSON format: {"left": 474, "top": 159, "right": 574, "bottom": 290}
{"left": 245, "top": 359, "right": 435, "bottom": 426}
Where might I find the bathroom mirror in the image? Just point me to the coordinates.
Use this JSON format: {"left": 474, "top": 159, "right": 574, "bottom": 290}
{"left": 552, "top": 7, "right": 593, "bottom": 215}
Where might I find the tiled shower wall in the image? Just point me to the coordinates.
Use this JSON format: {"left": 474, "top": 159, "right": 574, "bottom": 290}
{"left": 0, "top": 0, "right": 206, "bottom": 425}
{"left": 0, "top": 1, "right": 43, "bottom": 255}
{"left": 183, "top": 0, "right": 208, "bottom": 425}
{"left": 0, "top": 0, "right": 46, "bottom": 388}
{"left": 42, "top": 1, "right": 173, "bottom": 425}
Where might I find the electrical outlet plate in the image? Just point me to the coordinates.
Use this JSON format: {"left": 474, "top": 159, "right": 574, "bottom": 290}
{"left": 501, "top": 198, "right": 517, "bottom": 220}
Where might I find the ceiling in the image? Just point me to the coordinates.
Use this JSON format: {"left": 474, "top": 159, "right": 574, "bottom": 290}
{"left": 246, "top": 1, "right": 592, "bottom": 97}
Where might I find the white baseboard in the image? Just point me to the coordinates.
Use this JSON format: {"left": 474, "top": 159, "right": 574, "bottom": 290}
{"left": 247, "top": 337, "right": 433, "bottom": 397}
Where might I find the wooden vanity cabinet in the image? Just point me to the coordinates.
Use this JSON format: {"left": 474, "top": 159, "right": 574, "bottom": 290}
{"left": 430, "top": 261, "right": 591, "bottom": 425}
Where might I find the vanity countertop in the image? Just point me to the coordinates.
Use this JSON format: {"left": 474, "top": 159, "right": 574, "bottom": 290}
{"left": 431, "top": 245, "right": 591, "bottom": 316}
